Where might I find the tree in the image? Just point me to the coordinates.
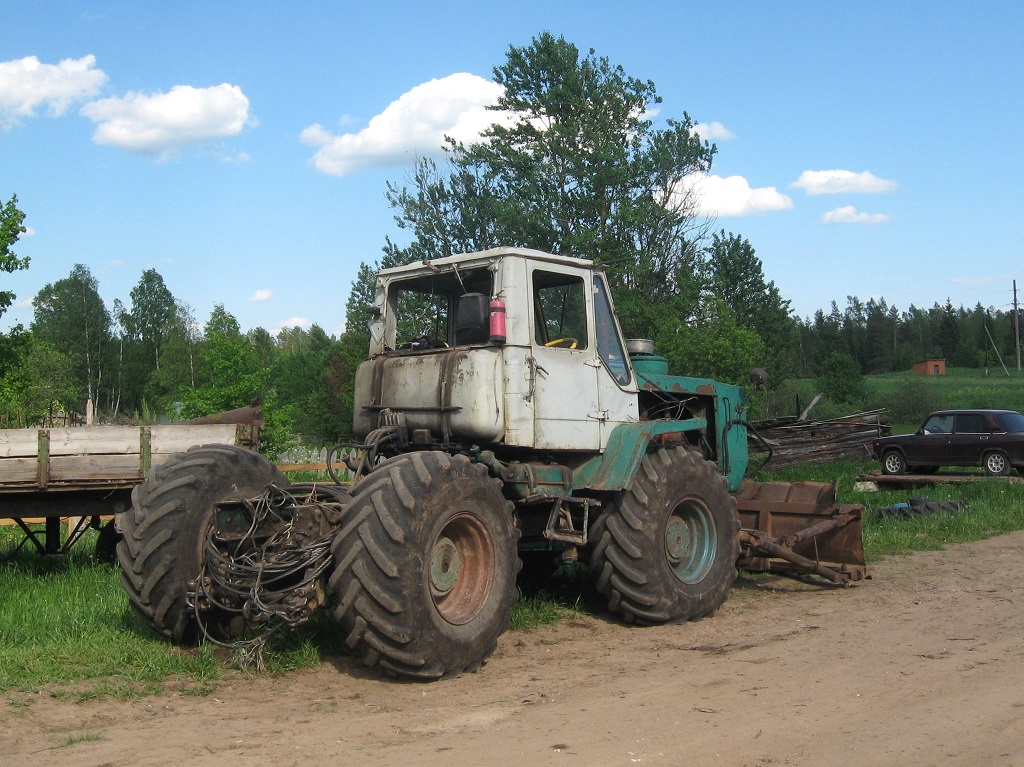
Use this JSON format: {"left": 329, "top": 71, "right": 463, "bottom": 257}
{"left": 0, "top": 193, "right": 29, "bottom": 320}
{"left": 119, "top": 269, "right": 178, "bottom": 371}
{"left": 706, "top": 231, "right": 795, "bottom": 376}
{"left": 178, "top": 304, "right": 267, "bottom": 419}
{"left": 383, "top": 32, "right": 716, "bottom": 338}
{"left": 31, "top": 264, "right": 111, "bottom": 410}
{"left": 654, "top": 298, "right": 766, "bottom": 386}
{"left": 816, "top": 351, "right": 865, "bottom": 405}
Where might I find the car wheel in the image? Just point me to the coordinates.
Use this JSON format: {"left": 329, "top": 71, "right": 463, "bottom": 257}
{"left": 881, "top": 449, "right": 907, "bottom": 476}
{"left": 983, "top": 451, "right": 1010, "bottom": 476}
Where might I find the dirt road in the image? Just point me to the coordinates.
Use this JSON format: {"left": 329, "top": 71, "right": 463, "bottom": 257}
{"left": 4, "top": 532, "right": 1024, "bottom": 767}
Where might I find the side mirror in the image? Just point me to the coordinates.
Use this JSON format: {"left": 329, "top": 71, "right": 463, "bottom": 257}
{"left": 749, "top": 367, "right": 768, "bottom": 388}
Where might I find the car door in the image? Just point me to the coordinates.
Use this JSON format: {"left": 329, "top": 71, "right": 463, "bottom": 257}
{"left": 913, "top": 413, "right": 954, "bottom": 464}
{"left": 951, "top": 413, "right": 990, "bottom": 466}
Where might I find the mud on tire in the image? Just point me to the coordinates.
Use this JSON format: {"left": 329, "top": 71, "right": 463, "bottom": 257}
{"left": 116, "top": 444, "right": 288, "bottom": 643}
{"left": 590, "top": 447, "right": 740, "bottom": 625}
{"left": 329, "top": 452, "right": 520, "bottom": 679}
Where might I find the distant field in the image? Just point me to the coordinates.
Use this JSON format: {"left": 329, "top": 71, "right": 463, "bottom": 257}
{"left": 775, "top": 367, "right": 1024, "bottom": 425}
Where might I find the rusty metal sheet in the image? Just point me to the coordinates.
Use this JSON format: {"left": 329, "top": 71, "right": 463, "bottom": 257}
{"left": 734, "top": 479, "right": 868, "bottom": 583}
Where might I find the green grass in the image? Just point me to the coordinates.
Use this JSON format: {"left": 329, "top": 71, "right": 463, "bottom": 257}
{"left": 866, "top": 367, "right": 1024, "bottom": 412}
{"left": 0, "top": 528, "right": 355, "bottom": 697}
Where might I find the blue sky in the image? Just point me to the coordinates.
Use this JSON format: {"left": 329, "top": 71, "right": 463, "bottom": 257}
{"left": 2, "top": 1, "right": 1022, "bottom": 337}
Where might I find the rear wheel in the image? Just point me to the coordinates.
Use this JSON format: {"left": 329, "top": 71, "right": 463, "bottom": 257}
{"left": 330, "top": 452, "right": 520, "bottom": 679}
{"left": 116, "top": 445, "right": 288, "bottom": 643}
{"left": 984, "top": 450, "right": 1010, "bottom": 476}
{"left": 590, "top": 447, "right": 739, "bottom": 625}
{"left": 881, "top": 449, "right": 907, "bottom": 475}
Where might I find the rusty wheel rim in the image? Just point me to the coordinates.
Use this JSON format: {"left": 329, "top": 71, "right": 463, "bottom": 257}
{"left": 428, "top": 512, "right": 495, "bottom": 625}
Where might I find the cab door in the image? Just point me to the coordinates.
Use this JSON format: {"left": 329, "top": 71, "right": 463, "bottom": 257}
{"left": 528, "top": 265, "right": 602, "bottom": 451}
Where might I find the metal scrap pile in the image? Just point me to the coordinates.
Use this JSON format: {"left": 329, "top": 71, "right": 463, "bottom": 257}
{"left": 750, "top": 410, "right": 890, "bottom": 470}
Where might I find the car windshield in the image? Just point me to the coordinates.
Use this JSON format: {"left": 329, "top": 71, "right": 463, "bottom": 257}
{"left": 996, "top": 412, "right": 1024, "bottom": 433}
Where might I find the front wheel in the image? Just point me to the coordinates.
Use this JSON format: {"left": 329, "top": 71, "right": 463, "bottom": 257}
{"left": 881, "top": 449, "right": 907, "bottom": 475}
{"left": 590, "top": 447, "right": 740, "bottom": 625}
{"left": 984, "top": 451, "right": 1011, "bottom": 476}
{"left": 329, "top": 452, "right": 520, "bottom": 679}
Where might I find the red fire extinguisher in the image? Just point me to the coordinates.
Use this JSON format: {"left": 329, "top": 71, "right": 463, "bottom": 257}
{"left": 489, "top": 295, "right": 506, "bottom": 345}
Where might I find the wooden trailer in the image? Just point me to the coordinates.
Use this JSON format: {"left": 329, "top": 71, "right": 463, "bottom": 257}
{"left": 0, "top": 422, "right": 258, "bottom": 557}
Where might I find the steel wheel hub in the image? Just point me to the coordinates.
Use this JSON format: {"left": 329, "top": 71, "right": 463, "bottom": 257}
{"left": 664, "top": 499, "right": 717, "bottom": 584}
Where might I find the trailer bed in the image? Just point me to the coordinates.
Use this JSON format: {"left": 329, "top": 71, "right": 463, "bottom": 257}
{"left": 0, "top": 423, "right": 255, "bottom": 556}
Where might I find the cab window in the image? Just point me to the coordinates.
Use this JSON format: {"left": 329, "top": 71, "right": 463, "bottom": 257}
{"left": 533, "top": 271, "right": 588, "bottom": 349}
{"left": 594, "top": 275, "right": 630, "bottom": 385}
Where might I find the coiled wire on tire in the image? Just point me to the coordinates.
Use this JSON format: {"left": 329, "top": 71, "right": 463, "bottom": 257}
{"left": 190, "top": 485, "right": 336, "bottom": 671}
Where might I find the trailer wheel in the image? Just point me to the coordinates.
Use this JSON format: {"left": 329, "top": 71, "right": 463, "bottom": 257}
{"left": 590, "top": 447, "right": 739, "bottom": 625}
{"left": 116, "top": 444, "right": 288, "bottom": 644}
{"left": 330, "top": 452, "right": 520, "bottom": 679}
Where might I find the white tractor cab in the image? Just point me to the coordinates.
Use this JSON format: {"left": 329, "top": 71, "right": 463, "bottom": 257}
{"left": 355, "top": 246, "right": 734, "bottom": 459}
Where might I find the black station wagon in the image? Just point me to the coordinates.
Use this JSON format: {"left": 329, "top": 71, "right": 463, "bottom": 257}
{"left": 872, "top": 409, "right": 1024, "bottom": 476}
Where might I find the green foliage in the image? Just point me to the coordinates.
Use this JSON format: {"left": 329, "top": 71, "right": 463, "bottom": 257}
{"left": 816, "top": 350, "right": 865, "bottom": 405}
{"left": 177, "top": 304, "right": 268, "bottom": 419}
{"left": 368, "top": 32, "right": 791, "bottom": 384}
{"left": 654, "top": 297, "right": 766, "bottom": 386}
{"left": 795, "top": 294, "right": 1020, "bottom": 381}
{"left": 31, "top": 264, "right": 111, "bottom": 409}
{"left": 707, "top": 231, "right": 795, "bottom": 378}
{"left": 0, "top": 193, "right": 29, "bottom": 319}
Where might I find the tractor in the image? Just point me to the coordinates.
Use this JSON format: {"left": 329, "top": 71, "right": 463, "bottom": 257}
{"left": 116, "top": 247, "right": 866, "bottom": 679}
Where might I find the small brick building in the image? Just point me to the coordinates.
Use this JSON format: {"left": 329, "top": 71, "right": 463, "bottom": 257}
{"left": 913, "top": 359, "right": 946, "bottom": 376}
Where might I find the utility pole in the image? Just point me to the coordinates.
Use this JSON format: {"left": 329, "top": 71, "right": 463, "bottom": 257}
{"left": 1016, "top": 280, "right": 1021, "bottom": 371}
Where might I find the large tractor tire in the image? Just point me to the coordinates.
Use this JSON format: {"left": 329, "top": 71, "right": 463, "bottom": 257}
{"left": 117, "top": 444, "right": 288, "bottom": 643}
{"left": 590, "top": 447, "right": 740, "bottom": 625}
{"left": 329, "top": 451, "right": 520, "bottom": 679}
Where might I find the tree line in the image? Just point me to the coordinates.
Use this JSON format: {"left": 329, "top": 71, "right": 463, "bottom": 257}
{"left": 2, "top": 33, "right": 1018, "bottom": 451}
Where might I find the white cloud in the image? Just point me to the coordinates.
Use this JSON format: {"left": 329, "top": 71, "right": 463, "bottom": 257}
{"left": 0, "top": 55, "right": 107, "bottom": 125}
{"left": 23, "top": 226, "right": 35, "bottom": 237}
{"left": 301, "top": 73, "right": 504, "bottom": 176}
{"left": 271, "top": 316, "right": 311, "bottom": 335}
{"left": 692, "top": 121, "right": 735, "bottom": 140}
{"left": 81, "top": 83, "right": 253, "bottom": 158}
{"left": 680, "top": 174, "right": 793, "bottom": 217}
{"left": 792, "top": 169, "right": 897, "bottom": 195}
{"left": 250, "top": 289, "right": 272, "bottom": 302}
{"left": 15, "top": 298, "right": 32, "bottom": 309}
{"left": 821, "top": 205, "right": 890, "bottom": 224}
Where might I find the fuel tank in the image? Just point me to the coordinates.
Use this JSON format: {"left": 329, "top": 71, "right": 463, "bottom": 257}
{"left": 353, "top": 347, "right": 504, "bottom": 443}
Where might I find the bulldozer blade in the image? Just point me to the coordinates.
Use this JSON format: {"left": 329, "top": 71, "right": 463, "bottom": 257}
{"left": 733, "top": 479, "right": 868, "bottom": 583}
